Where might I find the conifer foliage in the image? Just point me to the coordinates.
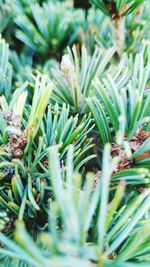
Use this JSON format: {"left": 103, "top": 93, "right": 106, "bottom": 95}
{"left": 0, "top": 0, "right": 150, "bottom": 267}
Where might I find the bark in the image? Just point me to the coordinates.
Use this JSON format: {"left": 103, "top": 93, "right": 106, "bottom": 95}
{"left": 111, "top": 16, "right": 125, "bottom": 53}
